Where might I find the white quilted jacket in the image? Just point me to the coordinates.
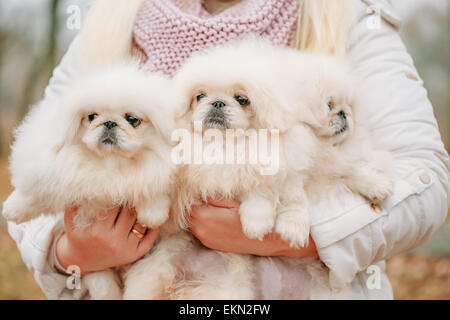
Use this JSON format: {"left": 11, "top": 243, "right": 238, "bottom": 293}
{"left": 7, "top": 0, "right": 450, "bottom": 299}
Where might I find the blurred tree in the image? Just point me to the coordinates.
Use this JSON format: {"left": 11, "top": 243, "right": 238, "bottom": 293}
{"left": 401, "top": 5, "right": 449, "bottom": 150}
{"left": 0, "top": 28, "right": 7, "bottom": 155}
{"left": 18, "top": 0, "right": 60, "bottom": 119}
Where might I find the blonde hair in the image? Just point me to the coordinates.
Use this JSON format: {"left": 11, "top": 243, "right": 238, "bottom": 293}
{"left": 295, "top": 0, "right": 356, "bottom": 56}
{"left": 79, "top": 0, "right": 356, "bottom": 70}
{"left": 79, "top": 0, "right": 146, "bottom": 71}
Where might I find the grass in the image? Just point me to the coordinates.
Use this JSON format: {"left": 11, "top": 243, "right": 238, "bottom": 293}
{"left": 0, "top": 157, "right": 448, "bottom": 300}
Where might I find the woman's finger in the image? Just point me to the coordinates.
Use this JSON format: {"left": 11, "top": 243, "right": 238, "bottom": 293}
{"left": 96, "top": 206, "right": 122, "bottom": 228}
{"left": 136, "top": 228, "right": 160, "bottom": 254}
{"left": 64, "top": 205, "right": 79, "bottom": 232}
{"left": 128, "top": 221, "right": 147, "bottom": 241}
{"left": 114, "top": 206, "right": 137, "bottom": 234}
{"left": 206, "top": 196, "right": 240, "bottom": 208}
{"left": 191, "top": 203, "right": 239, "bottom": 224}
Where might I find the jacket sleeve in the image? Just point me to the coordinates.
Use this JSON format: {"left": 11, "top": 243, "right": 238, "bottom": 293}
{"left": 310, "top": 0, "right": 450, "bottom": 290}
{"left": 7, "top": 36, "right": 89, "bottom": 299}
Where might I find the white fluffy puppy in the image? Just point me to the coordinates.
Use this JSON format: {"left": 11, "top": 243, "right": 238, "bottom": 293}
{"left": 2, "top": 64, "right": 176, "bottom": 299}
{"left": 123, "top": 38, "right": 318, "bottom": 300}
{"left": 263, "top": 49, "right": 395, "bottom": 299}
{"left": 280, "top": 51, "right": 394, "bottom": 206}
{"left": 124, "top": 37, "right": 394, "bottom": 300}
{"left": 173, "top": 39, "right": 318, "bottom": 246}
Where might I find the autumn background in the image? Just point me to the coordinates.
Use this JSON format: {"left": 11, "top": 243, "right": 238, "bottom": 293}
{"left": 0, "top": 0, "right": 449, "bottom": 299}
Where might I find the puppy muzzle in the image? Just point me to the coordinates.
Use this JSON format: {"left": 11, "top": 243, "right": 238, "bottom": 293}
{"left": 203, "top": 106, "right": 227, "bottom": 129}
{"left": 100, "top": 122, "right": 118, "bottom": 145}
{"left": 333, "top": 111, "right": 348, "bottom": 135}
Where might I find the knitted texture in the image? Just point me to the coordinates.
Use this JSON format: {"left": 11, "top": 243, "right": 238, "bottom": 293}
{"left": 133, "top": 0, "right": 299, "bottom": 76}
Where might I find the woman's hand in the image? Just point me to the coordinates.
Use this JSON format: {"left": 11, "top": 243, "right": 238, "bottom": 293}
{"left": 188, "top": 197, "right": 317, "bottom": 258}
{"left": 56, "top": 206, "right": 160, "bottom": 274}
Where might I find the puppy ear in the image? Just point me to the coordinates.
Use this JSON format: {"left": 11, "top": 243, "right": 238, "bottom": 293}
{"left": 174, "top": 91, "right": 193, "bottom": 121}
{"left": 149, "top": 109, "right": 177, "bottom": 146}
{"left": 247, "top": 84, "right": 291, "bottom": 132}
{"left": 297, "top": 80, "right": 325, "bottom": 130}
{"left": 298, "top": 102, "right": 322, "bottom": 130}
{"left": 52, "top": 104, "right": 82, "bottom": 153}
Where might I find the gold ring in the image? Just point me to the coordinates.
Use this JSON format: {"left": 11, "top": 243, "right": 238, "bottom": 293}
{"left": 131, "top": 228, "right": 145, "bottom": 239}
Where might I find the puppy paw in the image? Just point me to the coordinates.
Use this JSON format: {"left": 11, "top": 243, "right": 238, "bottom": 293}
{"left": 361, "top": 176, "right": 393, "bottom": 204}
{"left": 241, "top": 217, "right": 275, "bottom": 240}
{"left": 137, "top": 197, "right": 170, "bottom": 228}
{"left": 275, "top": 211, "right": 310, "bottom": 248}
{"left": 138, "top": 210, "right": 168, "bottom": 229}
{"left": 2, "top": 191, "right": 38, "bottom": 223}
{"left": 2, "top": 201, "right": 16, "bottom": 222}
{"left": 239, "top": 198, "right": 276, "bottom": 240}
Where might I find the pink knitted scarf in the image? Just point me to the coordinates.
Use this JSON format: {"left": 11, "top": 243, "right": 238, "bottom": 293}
{"left": 133, "top": 0, "right": 299, "bottom": 76}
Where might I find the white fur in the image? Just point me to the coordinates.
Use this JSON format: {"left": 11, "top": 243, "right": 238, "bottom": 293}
{"left": 4, "top": 36, "right": 393, "bottom": 299}
{"left": 271, "top": 42, "right": 394, "bottom": 297}
{"left": 2, "top": 64, "right": 176, "bottom": 299}
{"left": 122, "top": 37, "right": 393, "bottom": 300}
{"left": 122, "top": 38, "right": 317, "bottom": 300}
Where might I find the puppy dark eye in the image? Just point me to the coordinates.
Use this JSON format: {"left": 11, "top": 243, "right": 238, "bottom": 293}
{"left": 125, "top": 114, "right": 141, "bottom": 128}
{"left": 88, "top": 113, "right": 98, "bottom": 122}
{"left": 235, "top": 96, "right": 249, "bottom": 106}
{"left": 327, "top": 100, "right": 334, "bottom": 110}
{"left": 196, "top": 93, "right": 206, "bottom": 102}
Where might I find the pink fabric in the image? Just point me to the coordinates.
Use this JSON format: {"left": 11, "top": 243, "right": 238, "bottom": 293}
{"left": 133, "top": 0, "right": 299, "bottom": 76}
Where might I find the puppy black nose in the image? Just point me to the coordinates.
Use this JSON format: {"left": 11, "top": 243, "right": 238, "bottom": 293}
{"left": 337, "top": 110, "right": 346, "bottom": 119}
{"left": 103, "top": 121, "right": 117, "bottom": 130}
{"left": 212, "top": 101, "right": 225, "bottom": 109}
